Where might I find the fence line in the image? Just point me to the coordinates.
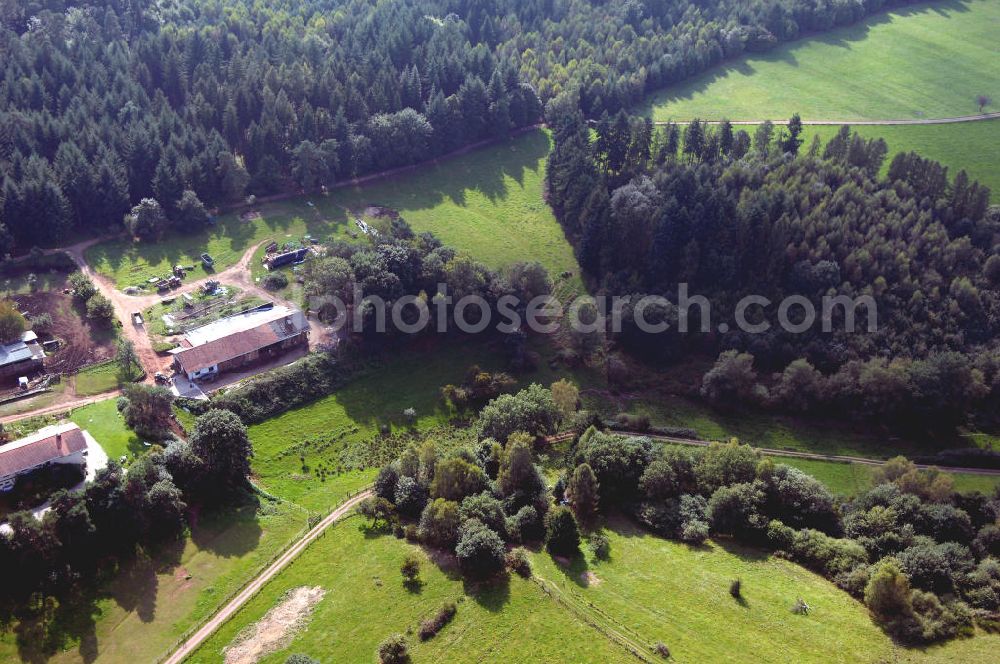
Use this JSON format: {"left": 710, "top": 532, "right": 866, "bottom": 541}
{"left": 155, "top": 485, "right": 371, "bottom": 663}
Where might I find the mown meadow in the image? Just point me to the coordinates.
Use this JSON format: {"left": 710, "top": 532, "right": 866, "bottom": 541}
{"left": 189, "top": 509, "right": 1000, "bottom": 663}
{"left": 641, "top": 0, "right": 998, "bottom": 122}
{"left": 84, "top": 130, "right": 580, "bottom": 292}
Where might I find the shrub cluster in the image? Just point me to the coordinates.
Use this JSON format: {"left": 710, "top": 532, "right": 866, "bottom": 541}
{"left": 563, "top": 426, "right": 1000, "bottom": 644}
{"left": 372, "top": 412, "right": 553, "bottom": 581}
{"left": 211, "top": 352, "right": 363, "bottom": 423}
{"left": 68, "top": 271, "right": 114, "bottom": 326}
{"left": 418, "top": 602, "right": 457, "bottom": 641}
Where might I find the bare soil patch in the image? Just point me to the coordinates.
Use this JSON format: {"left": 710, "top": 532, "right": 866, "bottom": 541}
{"left": 13, "top": 289, "right": 115, "bottom": 374}
{"left": 223, "top": 585, "right": 326, "bottom": 664}
{"left": 580, "top": 570, "right": 602, "bottom": 587}
{"left": 360, "top": 204, "right": 399, "bottom": 219}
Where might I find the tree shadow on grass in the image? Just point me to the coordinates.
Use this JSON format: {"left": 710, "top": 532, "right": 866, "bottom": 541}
{"left": 422, "top": 545, "right": 464, "bottom": 582}
{"left": 713, "top": 536, "right": 772, "bottom": 563}
{"left": 188, "top": 496, "right": 264, "bottom": 558}
{"left": 334, "top": 129, "right": 551, "bottom": 214}
{"left": 358, "top": 520, "right": 394, "bottom": 539}
{"left": 11, "top": 593, "right": 100, "bottom": 664}
{"left": 107, "top": 552, "right": 161, "bottom": 623}
{"left": 462, "top": 573, "right": 511, "bottom": 613}
{"left": 548, "top": 547, "right": 592, "bottom": 589}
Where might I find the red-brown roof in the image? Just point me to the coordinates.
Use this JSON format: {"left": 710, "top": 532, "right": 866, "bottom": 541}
{"left": 0, "top": 423, "right": 87, "bottom": 478}
{"left": 173, "top": 317, "right": 306, "bottom": 374}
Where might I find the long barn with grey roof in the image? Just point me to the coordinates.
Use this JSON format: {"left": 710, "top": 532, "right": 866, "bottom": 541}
{"left": 170, "top": 305, "right": 309, "bottom": 382}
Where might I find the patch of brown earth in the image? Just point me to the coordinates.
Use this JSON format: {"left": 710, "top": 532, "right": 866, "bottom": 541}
{"left": 223, "top": 586, "right": 326, "bottom": 664}
{"left": 172, "top": 566, "right": 194, "bottom": 592}
{"left": 580, "top": 570, "right": 602, "bottom": 586}
{"left": 360, "top": 205, "right": 399, "bottom": 219}
{"left": 13, "top": 289, "right": 115, "bottom": 374}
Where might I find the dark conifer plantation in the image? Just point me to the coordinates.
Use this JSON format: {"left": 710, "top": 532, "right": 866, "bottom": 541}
{"left": 546, "top": 105, "right": 1000, "bottom": 429}
{"left": 0, "top": 0, "right": 926, "bottom": 251}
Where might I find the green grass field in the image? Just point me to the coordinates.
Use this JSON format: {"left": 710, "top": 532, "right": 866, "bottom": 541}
{"left": 531, "top": 515, "right": 1000, "bottom": 663}
{"left": 797, "top": 119, "right": 1000, "bottom": 199}
{"left": 247, "top": 335, "right": 607, "bottom": 511}
{"left": 71, "top": 361, "right": 143, "bottom": 397}
{"left": 188, "top": 516, "right": 633, "bottom": 664}
{"left": 248, "top": 341, "right": 515, "bottom": 511}
{"left": 0, "top": 499, "right": 306, "bottom": 664}
{"left": 774, "top": 457, "right": 1000, "bottom": 497}
{"left": 188, "top": 510, "right": 1000, "bottom": 664}
{"left": 641, "top": 0, "right": 999, "bottom": 122}
{"left": 600, "top": 392, "right": 942, "bottom": 459}
{"left": 86, "top": 129, "right": 580, "bottom": 292}
{"left": 69, "top": 398, "right": 145, "bottom": 461}
{"left": 533, "top": 516, "right": 893, "bottom": 663}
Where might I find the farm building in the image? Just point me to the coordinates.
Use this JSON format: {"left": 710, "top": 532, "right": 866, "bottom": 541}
{"left": 0, "top": 422, "right": 88, "bottom": 491}
{"left": 170, "top": 305, "right": 309, "bottom": 381}
{"left": 264, "top": 247, "right": 310, "bottom": 270}
{"left": 0, "top": 330, "right": 45, "bottom": 382}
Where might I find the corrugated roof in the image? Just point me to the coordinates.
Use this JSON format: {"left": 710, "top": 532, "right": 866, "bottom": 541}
{"left": 174, "top": 309, "right": 308, "bottom": 374}
{"left": 183, "top": 305, "right": 298, "bottom": 347}
{"left": 0, "top": 331, "right": 44, "bottom": 367}
{"left": 0, "top": 423, "right": 87, "bottom": 478}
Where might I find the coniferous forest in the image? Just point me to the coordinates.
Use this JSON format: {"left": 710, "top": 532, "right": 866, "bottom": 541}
{"left": 0, "top": 0, "right": 927, "bottom": 252}
{"left": 545, "top": 102, "right": 1000, "bottom": 431}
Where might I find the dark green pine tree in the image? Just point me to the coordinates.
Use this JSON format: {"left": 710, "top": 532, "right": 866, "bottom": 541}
{"left": 579, "top": 184, "right": 612, "bottom": 277}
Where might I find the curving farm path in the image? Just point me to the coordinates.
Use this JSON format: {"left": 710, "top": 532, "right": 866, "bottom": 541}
{"left": 162, "top": 490, "right": 371, "bottom": 664}
{"left": 58, "top": 238, "right": 322, "bottom": 382}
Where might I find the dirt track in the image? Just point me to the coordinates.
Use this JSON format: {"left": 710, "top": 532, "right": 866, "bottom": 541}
{"left": 58, "top": 238, "right": 321, "bottom": 382}
{"left": 0, "top": 390, "right": 120, "bottom": 425}
{"left": 162, "top": 491, "right": 370, "bottom": 664}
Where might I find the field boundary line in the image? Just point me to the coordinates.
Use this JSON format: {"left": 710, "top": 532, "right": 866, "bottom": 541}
{"left": 648, "top": 111, "right": 1000, "bottom": 126}
{"left": 561, "top": 430, "right": 1000, "bottom": 477}
{"left": 531, "top": 575, "right": 656, "bottom": 663}
{"left": 160, "top": 487, "right": 371, "bottom": 664}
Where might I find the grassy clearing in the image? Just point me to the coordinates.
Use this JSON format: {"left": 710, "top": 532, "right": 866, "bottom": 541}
{"left": 248, "top": 335, "right": 605, "bottom": 510}
{"left": 69, "top": 398, "right": 144, "bottom": 461}
{"left": 86, "top": 129, "right": 580, "bottom": 292}
{"left": 187, "top": 507, "right": 1000, "bottom": 664}
{"left": 641, "top": 0, "right": 999, "bottom": 122}
{"left": 797, "top": 119, "right": 1000, "bottom": 200}
{"left": 0, "top": 270, "right": 70, "bottom": 295}
{"left": 530, "top": 515, "right": 999, "bottom": 663}
{"left": 599, "top": 392, "right": 940, "bottom": 459}
{"left": 0, "top": 499, "right": 306, "bottom": 664}
{"left": 329, "top": 129, "right": 581, "bottom": 289}
{"left": 189, "top": 516, "right": 631, "bottom": 664}
{"left": 71, "top": 361, "right": 142, "bottom": 397}
{"left": 776, "top": 457, "right": 1000, "bottom": 497}
{"left": 247, "top": 341, "right": 507, "bottom": 511}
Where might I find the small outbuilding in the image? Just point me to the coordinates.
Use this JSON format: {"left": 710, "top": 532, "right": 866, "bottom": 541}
{"left": 0, "top": 331, "right": 45, "bottom": 382}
